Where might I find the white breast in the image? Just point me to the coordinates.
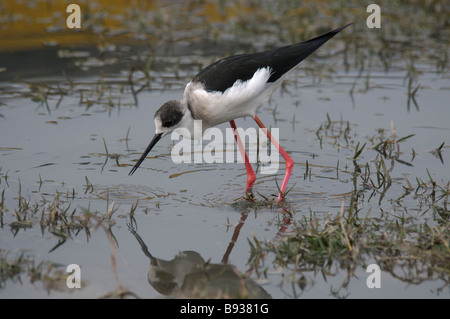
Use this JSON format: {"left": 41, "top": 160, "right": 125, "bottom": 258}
{"left": 184, "top": 67, "right": 276, "bottom": 128}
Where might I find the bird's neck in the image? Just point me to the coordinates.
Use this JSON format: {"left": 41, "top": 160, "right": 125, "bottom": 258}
{"left": 177, "top": 99, "right": 198, "bottom": 137}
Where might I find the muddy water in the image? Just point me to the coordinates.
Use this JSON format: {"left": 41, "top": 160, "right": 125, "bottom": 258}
{"left": 1, "top": 1, "right": 449, "bottom": 299}
{"left": 1, "top": 61, "right": 449, "bottom": 297}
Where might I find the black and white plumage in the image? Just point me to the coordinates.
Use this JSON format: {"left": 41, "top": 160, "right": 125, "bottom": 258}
{"left": 193, "top": 24, "right": 349, "bottom": 93}
{"left": 129, "top": 24, "right": 351, "bottom": 201}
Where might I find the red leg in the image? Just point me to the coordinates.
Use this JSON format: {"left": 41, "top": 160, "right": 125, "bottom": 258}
{"left": 221, "top": 212, "right": 249, "bottom": 264}
{"left": 230, "top": 120, "right": 255, "bottom": 193}
{"left": 254, "top": 115, "right": 294, "bottom": 203}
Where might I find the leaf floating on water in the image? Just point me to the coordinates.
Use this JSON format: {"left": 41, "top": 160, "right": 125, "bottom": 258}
{"left": 76, "top": 162, "right": 91, "bottom": 165}
{"left": 32, "top": 163, "right": 56, "bottom": 168}
{"left": 10, "top": 220, "right": 33, "bottom": 229}
{"left": 169, "top": 168, "right": 215, "bottom": 179}
{"left": 396, "top": 134, "right": 415, "bottom": 143}
{"left": 0, "top": 147, "right": 23, "bottom": 151}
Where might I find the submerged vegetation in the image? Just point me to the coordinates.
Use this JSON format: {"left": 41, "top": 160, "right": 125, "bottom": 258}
{"left": 0, "top": 250, "right": 70, "bottom": 294}
{"left": 0, "top": 0, "right": 449, "bottom": 298}
{"left": 243, "top": 112, "right": 449, "bottom": 296}
{"left": 247, "top": 157, "right": 449, "bottom": 296}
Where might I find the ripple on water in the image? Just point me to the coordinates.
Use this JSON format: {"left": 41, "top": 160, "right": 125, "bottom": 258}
{"left": 90, "top": 184, "right": 170, "bottom": 203}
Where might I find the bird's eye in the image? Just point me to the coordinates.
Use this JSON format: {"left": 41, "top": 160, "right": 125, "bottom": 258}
{"left": 155, "top": 100, "right": 184, "bottom": 129}
{"left": 162, "top": 113, "right": 181, "bottom": 128}
{"left": 160, "top": 108, "right": 183, "bottom": 128}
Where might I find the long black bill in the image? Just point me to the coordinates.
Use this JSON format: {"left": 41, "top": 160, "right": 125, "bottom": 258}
{"left": 129, "top": 133, "right": 163, "bottom": 176}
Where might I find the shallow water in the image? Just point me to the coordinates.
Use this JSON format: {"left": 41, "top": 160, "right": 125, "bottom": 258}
{"left": 1, "top": 62, "right": 449, "bottom": 298}
{"left": 1, "top": 1, "right": 449, "bottom": 299}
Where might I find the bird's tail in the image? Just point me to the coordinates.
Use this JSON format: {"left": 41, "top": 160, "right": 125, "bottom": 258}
{"left": 267, "top": 23, "right": 352, "bottom": 83}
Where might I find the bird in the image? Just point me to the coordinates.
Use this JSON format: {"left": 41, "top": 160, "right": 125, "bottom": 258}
{"left": 129, "top": 24, "right": 351, "bottom": 203}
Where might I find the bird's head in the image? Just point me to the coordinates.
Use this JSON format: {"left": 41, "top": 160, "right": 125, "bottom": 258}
{"left": 129, "top": 99, "right": 193, "bottom": 175}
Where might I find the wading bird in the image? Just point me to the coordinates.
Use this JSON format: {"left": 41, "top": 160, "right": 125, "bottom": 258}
{"left": 129, "top": 24, "right": 351, "bottom": 202}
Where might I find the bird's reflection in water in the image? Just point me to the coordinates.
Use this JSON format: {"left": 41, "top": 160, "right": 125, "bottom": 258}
{"left": 128, "top": 224, "right": 271, "bottom": 299}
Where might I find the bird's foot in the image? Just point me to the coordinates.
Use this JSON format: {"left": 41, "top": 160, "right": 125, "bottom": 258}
{"left": 277, "top": 194, "right": 283, "bottom": 204}
{"left": 243, "top": 190, "right": 255, "bottom": 201}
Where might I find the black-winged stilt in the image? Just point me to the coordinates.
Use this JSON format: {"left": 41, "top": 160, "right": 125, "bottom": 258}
{"left": 129, "top": 24, "right": 351, "bottom": 203}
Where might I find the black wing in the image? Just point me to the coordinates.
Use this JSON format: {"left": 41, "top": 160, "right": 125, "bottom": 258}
{"left": 193, "top": 24, "right": 351, "bottom": 93}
